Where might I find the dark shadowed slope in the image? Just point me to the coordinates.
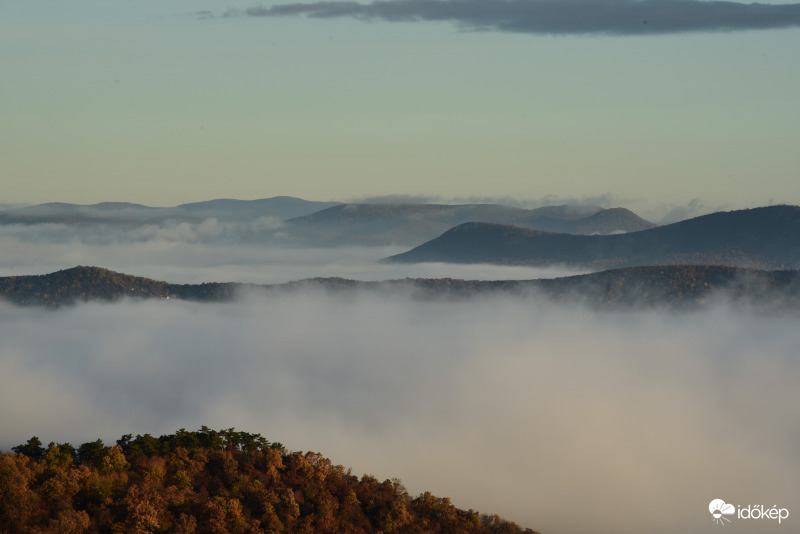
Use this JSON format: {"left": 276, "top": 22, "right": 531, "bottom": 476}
{"left": 384, "top": 205, "right": 800, "bottom": 270}
{"left": 286, "top": 203, "right": 656, "bottom": 246}
{"left": 2, "top": 265, "right": 799, "bottom": 311}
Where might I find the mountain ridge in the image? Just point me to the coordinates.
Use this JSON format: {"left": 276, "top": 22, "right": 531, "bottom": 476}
{"left": 2, "top": 264, "right": 798, "bottom": 311}
{"left": 0, "top": 198, "right": 655, "bottom": 246}
{"left": 285, "top": 203, "right": 656, "bottom": 246}
{"left": 0, "top": 197, "right": 343, "bottom": 224}
{"left": 384, "top": 205, "right": 800, "bottom": 269}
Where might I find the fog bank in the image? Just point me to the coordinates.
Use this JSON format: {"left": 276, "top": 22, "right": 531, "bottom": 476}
{"left": 0, "top": 292, "right": 796, "bottom": 533}
{"left": 0, "top": 222, "right": 587, "bottom": 283}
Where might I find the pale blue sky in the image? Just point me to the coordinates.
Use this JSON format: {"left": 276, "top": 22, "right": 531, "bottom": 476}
{"left": 2, "top": 1, "right": 799, "bottom": 211}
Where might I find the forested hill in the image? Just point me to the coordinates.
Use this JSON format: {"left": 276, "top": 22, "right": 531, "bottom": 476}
{"left": 1, "top": 265, "right": 799, "bottom": 310}
{"left": 3, "top": 427, "right": 538, "bottom": 533}
{"left": 0, "top": 266, "right": 239, "bottom": 307}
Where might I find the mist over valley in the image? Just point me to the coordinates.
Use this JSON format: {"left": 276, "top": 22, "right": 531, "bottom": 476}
{"left": 1, "top": 197, "right": 798, "bottom": 533}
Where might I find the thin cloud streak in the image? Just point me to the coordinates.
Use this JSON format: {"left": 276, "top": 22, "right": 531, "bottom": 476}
{"left": 230, "top": 0, "right": 800, "bottom": 35}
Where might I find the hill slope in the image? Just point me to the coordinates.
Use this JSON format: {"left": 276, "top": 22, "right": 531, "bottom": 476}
{"left": 4, "top": 427, "right": 538, "bottom": 533}
{"left": 0, "top": 266, "right": 238, "bottom": 307}
{"left": 384, "top": 205, "right": 800, "bottom": 269}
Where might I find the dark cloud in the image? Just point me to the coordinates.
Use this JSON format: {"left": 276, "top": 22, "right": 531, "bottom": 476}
{"left": 229, "top": 0, "right": 800, "bottom": 35}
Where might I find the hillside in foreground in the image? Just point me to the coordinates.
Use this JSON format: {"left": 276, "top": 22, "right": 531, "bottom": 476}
{"left": 2, "top": 428, "right": 537, "bottom": 534}
{"left": 0, "top": 265, "right": 799, "bottom": 311}
{"left": 384, "top": 205, "right": 800, "bottom": 270}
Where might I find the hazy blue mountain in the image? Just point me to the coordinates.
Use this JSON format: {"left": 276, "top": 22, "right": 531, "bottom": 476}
{"left": 85, "top": 202, "right": 157, "bottom": 211}
{"left": 0, "top": 202, "right": 179, "bottom": 225}
{"left": 0, "top": 198, "right": 654, "bottom": 246}
{"left": 384, "top": 205, "right": 800, "bottom": 270}
{"left": 285, "top": 203, "right": 656, "bottom": 246}
{"left": 19, "top": 202, "right": 160, "bottom": 214}
{"left": 0, "top": 202, "right": 164, "bottom": 225}
{"left": 176, "top": 196, "right": 342, "bottom": 220}
{"left": 0, "top": 197, "right": 342, "bottom": 226}
{"left": 555, "top": 207, "right": 655, "bottom": 234}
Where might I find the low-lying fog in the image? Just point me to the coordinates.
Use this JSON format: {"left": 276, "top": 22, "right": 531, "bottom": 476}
{"left": 0, "top": 221, "right": 587, "bottom": 282}
{"left": 1, "top": 289, "right": 796, "bottom": 534}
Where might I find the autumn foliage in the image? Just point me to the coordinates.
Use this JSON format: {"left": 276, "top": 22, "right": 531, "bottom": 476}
{"left": 1, "top": 428, "right": 538, "bottom": 534}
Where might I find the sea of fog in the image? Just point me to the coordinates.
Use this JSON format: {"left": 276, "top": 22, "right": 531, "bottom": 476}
{"left": 0, "top": 221, "right": 797, "bottom": 534}
{"left": 0, "top": 220, "right": 587, "bottom": 283}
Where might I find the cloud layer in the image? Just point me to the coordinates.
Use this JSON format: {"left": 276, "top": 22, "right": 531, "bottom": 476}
{"left": 1, "top": 292, "right": 797, "bottom": 533}
{"left": 1, "top": 199, "right": 797, "bottom": 532}
{"left": 0, "top": 221, "right": 583, "bottom": 283}
{"left": 230, "top": 0, "right": 800, "bottom": 35}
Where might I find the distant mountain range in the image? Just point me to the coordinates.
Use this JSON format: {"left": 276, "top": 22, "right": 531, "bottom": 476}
{"left": 0, "top": 197, "right": 341, "bottom": 225}
{"left": 2, "top": 264, "right": 798, "bottom": 311}
{"left": 285, "top": 203, "right": 656, "bottom": 246}
{"left": 174, "top": 197, "right": 342, "bottom": 221}
{"left": 385, "top": 205, "right": 800, "bottom": 270}
{"left": 0, "top": 197, "right": 655, "bottom": 246}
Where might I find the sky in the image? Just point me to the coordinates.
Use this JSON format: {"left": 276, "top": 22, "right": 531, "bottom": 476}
{"left": 2, "top": 0, "right": 799, "bottom": 211}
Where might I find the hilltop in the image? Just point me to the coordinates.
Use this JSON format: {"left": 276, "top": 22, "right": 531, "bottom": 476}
{"left": 0, "top": 267, "right": 238, "bottom": 307}
{"left": 3, "top": 427, "right": 537, "bottom": 533}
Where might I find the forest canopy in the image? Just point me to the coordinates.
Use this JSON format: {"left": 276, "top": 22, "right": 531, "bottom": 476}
{"left": 1, "top": 427, "right": 538, "bottom": 533}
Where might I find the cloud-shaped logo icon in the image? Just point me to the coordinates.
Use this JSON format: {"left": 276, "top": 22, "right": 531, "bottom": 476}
{"left": 709, "top": 499, "right": 735, "bottom": 525}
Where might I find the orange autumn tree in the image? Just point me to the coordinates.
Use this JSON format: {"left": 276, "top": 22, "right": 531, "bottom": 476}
{"left": 1, "top": 427, "right": 539, "bottom": 534}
